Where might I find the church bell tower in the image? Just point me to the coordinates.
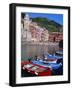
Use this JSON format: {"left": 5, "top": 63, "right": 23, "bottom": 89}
{"left": 22, "top": 13, "right": 32, "bottom": 41}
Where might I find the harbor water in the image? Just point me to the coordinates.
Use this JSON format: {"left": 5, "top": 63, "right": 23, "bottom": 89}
{"left": 21, "top": 41, "right": 59, "bottom": 61}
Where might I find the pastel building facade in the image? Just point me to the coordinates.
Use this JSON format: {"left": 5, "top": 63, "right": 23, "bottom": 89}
{"left": 21, "top": 13, "right": 63, "bottom": 42}
{"left": 49, "top": 32, "right": 63, "bottom": 42}
{"left": 21, "top": 14, "right": 49, "bottom": 42}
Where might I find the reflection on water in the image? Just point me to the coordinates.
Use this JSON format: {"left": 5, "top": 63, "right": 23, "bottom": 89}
{"left": 21, "top": 42, "right": 59, "bottom": 61}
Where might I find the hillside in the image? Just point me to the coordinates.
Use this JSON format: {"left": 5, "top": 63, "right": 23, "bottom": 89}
{"left": 32, "top": 17, "right": 63, "bottom": 32}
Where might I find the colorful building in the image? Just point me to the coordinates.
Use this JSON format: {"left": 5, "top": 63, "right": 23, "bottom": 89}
{"left": 21, "top": 14, "right": 63, "bottom": 42}
{"left": 48, "top": 32, "right": 63, "bottom": 42}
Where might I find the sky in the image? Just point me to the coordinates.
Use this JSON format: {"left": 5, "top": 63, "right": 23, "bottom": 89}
{"left": 28, "top": 13, "right": 63, "bottom": 25}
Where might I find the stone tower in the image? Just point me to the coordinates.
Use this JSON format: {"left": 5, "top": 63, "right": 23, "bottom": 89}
{"left": 24, "top": 14, "right": 30, "bottom": 31}
{"left": 21, "top": 13, "right": 32, "bottom": 41}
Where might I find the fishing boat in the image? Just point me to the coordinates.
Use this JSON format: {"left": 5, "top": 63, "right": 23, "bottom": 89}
{"left": 21, "top": 61, "right": 52, "bottom": 76}
{"left": 21, "top": 50, "right": 63, "bottom": 76}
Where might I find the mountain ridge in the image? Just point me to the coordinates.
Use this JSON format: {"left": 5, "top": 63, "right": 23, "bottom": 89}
{"left": 31, "top": 17, "right": 63, "bottom": 32}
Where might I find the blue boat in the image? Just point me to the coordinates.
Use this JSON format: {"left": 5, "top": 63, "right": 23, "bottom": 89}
{"left": 32, "top": 50, "right": 63, "bottom": 71}
{"left": 32, "top": 60, "right": 62, "bottom": 70}
{"left": 44, "top": 50, "right": 63, "bottom": 60}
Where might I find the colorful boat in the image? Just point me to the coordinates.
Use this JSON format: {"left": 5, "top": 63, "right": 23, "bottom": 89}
{"left": 21, "top": 61, "right": 52, "bottom": 76}
{"left": 21, "top": 50, "right": 63, "bottom": 76}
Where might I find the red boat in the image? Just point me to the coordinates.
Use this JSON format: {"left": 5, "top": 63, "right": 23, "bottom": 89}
{"left": 21, "top": 61, "right": 52, "bottom": 76}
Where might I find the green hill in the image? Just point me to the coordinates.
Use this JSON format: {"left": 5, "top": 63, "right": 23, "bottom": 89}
{"left": 32, "top": 17, "right": 63, "bottom": 32}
